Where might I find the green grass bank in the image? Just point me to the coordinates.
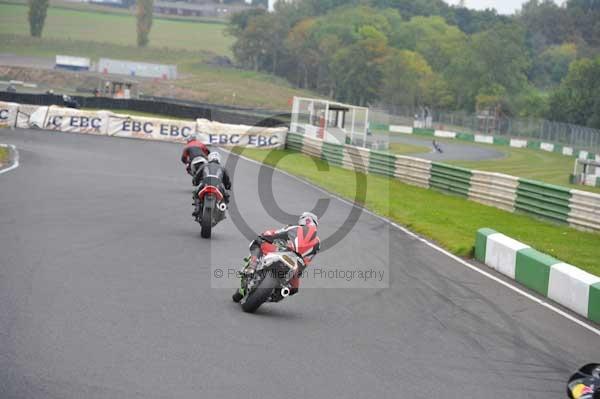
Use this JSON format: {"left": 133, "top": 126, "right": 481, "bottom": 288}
{"left": 235, "top": 147, "right": 600, "bottom": 276}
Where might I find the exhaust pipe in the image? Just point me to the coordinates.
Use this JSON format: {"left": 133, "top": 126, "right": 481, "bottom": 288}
{"left": 280, "top": 287, "right": 290, "bottom": 298}
{"left": 218, "top": 202, "right": 227, "bottom": 212}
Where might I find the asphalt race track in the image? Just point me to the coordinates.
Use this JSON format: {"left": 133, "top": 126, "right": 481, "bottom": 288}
{"left": 0, "top": 129, "right": 598, "bottom": 399}
{"left": 389, "top": 134, "right": 505, "bottom": 161}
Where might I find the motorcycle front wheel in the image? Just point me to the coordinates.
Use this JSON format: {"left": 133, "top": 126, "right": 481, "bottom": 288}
{"left": 241, "top": 275, "right": 279, "bottom": 313}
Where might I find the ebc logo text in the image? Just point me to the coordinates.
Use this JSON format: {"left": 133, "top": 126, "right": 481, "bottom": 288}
{"left": 208, "top": 134, "right": 279, "bottom": 147}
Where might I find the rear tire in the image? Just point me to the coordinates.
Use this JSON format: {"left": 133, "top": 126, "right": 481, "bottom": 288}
{"left": 241, "top": 276, "right": 278, "bottom": 313}
{"left": 200, "top": 201, "right": 212, "bottom": 239}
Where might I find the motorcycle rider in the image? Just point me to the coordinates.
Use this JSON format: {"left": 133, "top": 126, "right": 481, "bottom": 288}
{"left": 181, "top": 134, "right": 210, "bottom": 176}
{"left": 192, "top": 152, "right": 232, "bottom": 217}
{"left": 232, "top": 212, "right": 320, "bottom": 303}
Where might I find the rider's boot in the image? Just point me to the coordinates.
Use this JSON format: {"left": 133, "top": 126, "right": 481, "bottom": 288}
{"left": 232, "top": 289, "right": 243, "bottom": 303}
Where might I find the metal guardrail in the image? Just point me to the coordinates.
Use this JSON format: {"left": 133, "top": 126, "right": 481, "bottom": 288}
{"left": 285, "top": 132, "right": 600, "bottom": 232}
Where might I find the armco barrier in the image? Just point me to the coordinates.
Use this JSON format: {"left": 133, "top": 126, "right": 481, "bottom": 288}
{"left": 430, "top": 163, "right": 472, "bottom": 197}
{"left": 516, "top": 179, "right": 571, "bottom": 224}
{"left": 394, "top": 157, "right": 431, "bottom": 188}
{"left": 475, "top": 228, "right": 600, "bottom": 323}
{"left": 342, "top": 145, "right": 370, "bottom": 174}
{"left": 568, "top": 190, "right": 600, "bottom": 231}
{"left": 469, "top": 171, "right": 518, "bottom": 212}
{"left": 300, "top": 136, "right": 323, "bottom": 158}
{"left": 285, "top": 133, "right": 600, "bottom": 232}
{"left": 286, "top": 133, "right": 303, "bottom": 153}
{"left": 321, "top": 142, "right": 344, "bottom": 167}
{"left": 369, "top": 150, "right": 396, "bottom": 177}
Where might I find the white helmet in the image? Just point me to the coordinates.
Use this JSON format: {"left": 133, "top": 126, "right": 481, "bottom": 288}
{"left": 208, "top": 152, "right": 221, "bottom": 164}
{"left": 187, "top": 133, "right": 197, "bottom": 143}
{"left": 298, "top": 211, "right": 318, "bottom": 227}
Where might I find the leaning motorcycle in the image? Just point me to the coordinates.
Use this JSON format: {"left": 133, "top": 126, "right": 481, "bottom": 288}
{"left": 237, "top": 238, "right": 304, "bottom": 313}
{"left": 195, "top": 184, "right": 227, "bottom": 238}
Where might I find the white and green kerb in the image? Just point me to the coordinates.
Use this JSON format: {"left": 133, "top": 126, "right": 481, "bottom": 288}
{"left": 475, "top": 228, "right": 600, "bottom": 323}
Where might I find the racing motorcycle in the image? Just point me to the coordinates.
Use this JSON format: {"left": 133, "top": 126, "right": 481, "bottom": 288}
{"left": 195, "top": 183, "right": 227, "bottom": 238}
{"left": 567, "top": 363, "right": 600, "bottom": 399}
{"left": 237, "top": 237, "right": 305, "bottom": 313}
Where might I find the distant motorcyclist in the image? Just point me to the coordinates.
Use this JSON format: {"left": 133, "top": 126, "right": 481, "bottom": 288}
{"left": 192, "top": 152, "right": 231, "bottom": 217}
{"left": 181, "top": 134, "right": 210, "bottom": 176}
{"left": 233, "top": 212, "right": 320, "bottom": 302}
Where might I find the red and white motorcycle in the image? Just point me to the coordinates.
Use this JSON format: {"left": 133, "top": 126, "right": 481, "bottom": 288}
{"left": 196, "top": 184, "right": 227, "bottom": 239}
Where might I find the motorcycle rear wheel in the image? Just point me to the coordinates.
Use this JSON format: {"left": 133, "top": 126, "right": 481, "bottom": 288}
{"left": 241, "top": 275, "right": 279, "bottom": 313}
{"left": 200, "top": 201, "right": 213, "bottom": 239}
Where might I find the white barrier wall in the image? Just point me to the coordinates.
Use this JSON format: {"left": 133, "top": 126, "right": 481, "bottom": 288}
{"left": 16, "top": 104, "right": 48, "bottom": 128}
{"left": 45, "top": 106, "right": 110, "bottom": 135}
{"left": 108, "top": 114, "right": 196, "bottom": 142}
{"left": 7, "top": 102, "right": 287, "bottom": 149}
{"left": 196, "top": 119, "right": 287, "bottom": 149}
{"left": 0, "top": 101, "right": 18, "bottom": 128}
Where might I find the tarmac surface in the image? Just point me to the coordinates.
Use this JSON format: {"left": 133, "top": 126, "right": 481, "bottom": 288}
{"left": 0, "top": 128, "right": 598, "bottom": 399}
{"left": 388, "top": 134, "right": 505, "bottom": 161}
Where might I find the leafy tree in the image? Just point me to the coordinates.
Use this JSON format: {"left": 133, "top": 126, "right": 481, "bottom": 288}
{"left": 28, "top": 0, "right": 49, "bottom": 38}
{"left": 449, "top": 7, "right": 508, "bottom": 34}
{"left": 368, "top": 0, "right": 448, "bottom": 19}
{"left": 136, "top": 0, "right": 154, "bottom": 47}
{"left": 228, "top": 8, "right": 267, "bottom": 37}
{"left": 511, "top": 88, "right": 549, "bottom": 117}
{"left": 519, "top": 0, "right": 575, "bottom": 54}
{"left": 392, "top": 16, "right": 467, "bottom": 72}
{"left": 446, "top": 23, "right": 531, "bottom": 110}
{"left": 380, "top": 49, "right": 452, "bottom": 110}
{"left": 298, "top": 0, "right": 359, "bottom": 16}
{"left": 548, "top": 57, "right": 600, "bottom": 128}
{"left": 330, "top": 26, "right": 389, "bottom": 105}
{"left": 531, "top": 43, "right": 578, "bottom": 87}
{"left": 286, "top": 18, "right": 320, "bottom": 87}
{"left": 566, "top": 0, "right": 600, "bottom": 47}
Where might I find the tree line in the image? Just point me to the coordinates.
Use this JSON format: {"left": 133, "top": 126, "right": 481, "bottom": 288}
{"left": 229, "top": 0, "right": 600, "bottom": 129}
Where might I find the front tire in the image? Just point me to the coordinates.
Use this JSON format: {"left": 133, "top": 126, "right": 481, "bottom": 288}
{"left": 241, "top": 276, "right": 279, "bottom": 313}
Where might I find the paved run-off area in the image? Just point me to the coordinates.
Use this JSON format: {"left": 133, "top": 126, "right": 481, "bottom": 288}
{"left": 0, "top": 129, "right": 598, "bottom": 399}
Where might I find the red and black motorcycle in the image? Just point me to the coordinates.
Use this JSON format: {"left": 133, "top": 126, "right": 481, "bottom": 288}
{"left": 237, "top": 232, "right": 313, "bottom": 313}
{"left": 196, "top": 184, "right": 227, "bottom": 238}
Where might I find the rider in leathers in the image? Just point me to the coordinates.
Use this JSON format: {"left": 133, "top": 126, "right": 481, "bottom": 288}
{"left": 192, "top": 152, "right": 231, "bottom": 217}
{"left": 181, "top": 134, "right": 209, "bottom": 175}
{"left": 233, "top": 212, "right": 320, "bottom": 303}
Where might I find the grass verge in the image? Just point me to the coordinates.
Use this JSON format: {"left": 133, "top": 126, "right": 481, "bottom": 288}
{"left": 0, "top": 35, "right": 316, "bottom": 109}
{"left": 388, "top": 142, "right": 430, "bottom": 155}
{"left": 0, "top": 146, "right": 8, "bottom": 165}
{"left": 447, "top": 144, "right": 600, "bottom": 194}
{"left": 235, "top": 147, "right": 600, "bottom": 276}
{"left": 0, "top": 3, "right": 233, "bottom": 56}
{"left": 383, "top": 133, "right": 600, "bottom": 194}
